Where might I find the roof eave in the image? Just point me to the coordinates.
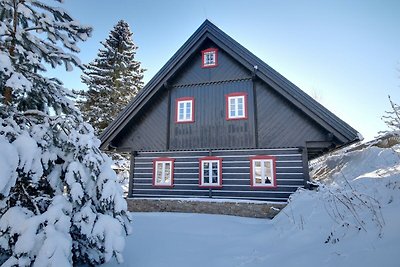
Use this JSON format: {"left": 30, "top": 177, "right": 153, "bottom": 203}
{"left": 100, "top": 20, "right": 360, "bottom": 150}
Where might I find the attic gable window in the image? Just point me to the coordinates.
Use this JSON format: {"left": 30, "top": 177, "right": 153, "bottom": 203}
{"left": 226, "top": 92, "right": 248, "bottom": 120}
{"left": 152, "top": 158, "right": 175, "bottom": 187}
{"left": 199, "top": 156, "right": 222, "bottom": 188}
{"left": 250, "top": 156, "right": 277, "bottom": 188}
{"left": 175, "top": 97, "right": 194, "bottom": 123}
{"left": 201, "top": 48, "right": 218, "bottom": 68}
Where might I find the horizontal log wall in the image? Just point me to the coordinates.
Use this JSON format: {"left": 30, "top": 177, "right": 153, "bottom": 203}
{"left": 131, "top": 148, "right": 305, "bottom": 202}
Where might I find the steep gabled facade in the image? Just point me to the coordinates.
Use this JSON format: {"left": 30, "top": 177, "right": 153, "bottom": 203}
{"left": 100, "top": 20, "right": 360, "bottom": 202}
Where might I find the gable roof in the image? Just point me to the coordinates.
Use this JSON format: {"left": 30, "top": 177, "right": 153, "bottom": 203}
{"left": 100, "top": 20, "right": 360, "bottom": 150}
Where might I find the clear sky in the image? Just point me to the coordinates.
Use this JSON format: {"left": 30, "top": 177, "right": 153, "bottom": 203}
{"left": 50, "top": 0, "right": 400, "bottom": 141}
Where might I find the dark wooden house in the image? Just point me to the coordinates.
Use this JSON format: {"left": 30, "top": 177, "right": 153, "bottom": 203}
{"left": 100, "top": 20, "right": 360, "bottom": 202}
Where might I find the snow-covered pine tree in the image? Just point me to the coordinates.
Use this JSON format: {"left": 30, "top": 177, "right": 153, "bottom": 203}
{"left": 78, "top": 20, "right": 144, "bottom": 135}
{"left": 77, "top": 20, "right": 144, "bottom": 192}
{"left": 0, "top": 0, "right": 131, "bottom": 265}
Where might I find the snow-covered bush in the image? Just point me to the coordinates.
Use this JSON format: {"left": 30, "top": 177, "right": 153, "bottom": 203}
{"left": 280, "top": 145, "right": 400, "bottom": 245}
{"left": 0, "top": 0, "right": 131, "bottom": 265}
{"left": 380, "top": 96, "right": 400, "bottom": 137}
{"left": 111, "top": 153, "right": 131, "bottom": 196}
{"left": 374, "top": 96, "right": 400, "bottom": 148}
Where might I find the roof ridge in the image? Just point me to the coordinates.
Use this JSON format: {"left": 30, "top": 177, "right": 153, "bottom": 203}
{"left": 100, "top": 20, "right": 360, "bottom": 149}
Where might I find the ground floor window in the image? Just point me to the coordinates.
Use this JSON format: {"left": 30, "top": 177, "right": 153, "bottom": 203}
{"left": 153, "top": 158, "right": 175, "bottom": 187}
{"left": 250, "top": 156, "right": 277, "bottom": 188}
{"left": 199, "top": 156, "right": 222, "bottom": 188}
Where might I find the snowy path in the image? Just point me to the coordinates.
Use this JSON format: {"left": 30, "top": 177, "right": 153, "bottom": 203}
{"left": 103, "top": 212, "right": 273, "bottom": 267}
{"left": 103, "top": 210, "right": 399, "bottom": 267}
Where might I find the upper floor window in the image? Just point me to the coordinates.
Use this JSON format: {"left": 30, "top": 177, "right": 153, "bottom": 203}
{"left": 250, "top": 156, "right": 277, "bottom": 188}
{"left": 175, "top": 97, "right": 194, "bottom": 123}
{"left": 153, "top": 158, "right": 175, "bottom": 187}
{"left": 199, "top": 156, "right": 222, "bottom": 188}
{"left": 201, "top": 48, "right": 218, "bottom": 68}
{"left": 226, "top": 92, "right": 248, "bottom": 120}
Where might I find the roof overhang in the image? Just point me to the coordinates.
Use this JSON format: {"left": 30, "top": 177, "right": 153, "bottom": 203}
{"left": 100, "top": 20, "right": 360, "bottom": 151}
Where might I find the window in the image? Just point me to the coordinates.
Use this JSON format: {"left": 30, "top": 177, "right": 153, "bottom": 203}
{"left": 201, "top": 48, "right": 218, "bottom": 68}
{"left": 225, "top": 92, "right": 248, "bottom": 120}
{"left": 199, "top": 156, "right": 222, "bottom": 188}
{"left": 175, "top": 97, "right": 194, "bottom": 123}
{"left": 250, "top": 156, "right": 277, "bottom": 188}
{"left": 152, "top": 158, "right": 175, "bottom": 187}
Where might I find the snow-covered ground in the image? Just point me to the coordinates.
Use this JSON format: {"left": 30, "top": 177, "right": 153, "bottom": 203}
{"left": 104, "top": 145, "right": 400, "bottom": 267}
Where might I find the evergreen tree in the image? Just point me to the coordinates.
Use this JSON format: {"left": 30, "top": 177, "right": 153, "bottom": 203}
{"left": 78, "top": 20, "right": 144, "bottom": 135}
{"left": 0, "top": 0, "right": 131, "bottom": 265}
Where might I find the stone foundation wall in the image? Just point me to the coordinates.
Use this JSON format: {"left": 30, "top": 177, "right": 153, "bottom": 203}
{"left": 127, "top": 198, "right": 286, "bottom": 219}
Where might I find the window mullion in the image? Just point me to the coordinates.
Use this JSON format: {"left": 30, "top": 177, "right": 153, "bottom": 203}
{"left": 184, "top": 102, "right": 187, "bottom": 120}
{"left": 216, "top": 161, "right": 220, "bottom": 184}
{"left": 185, "top": 102, "right": 188, "bottom": 120}
{"left": 209, "top": 162, "right": 213, "bottom": 184}
{"left": 188, "top": 102, "right": 190, "bottom": 120}
{"left": 202, "top": 161, "right": 206, "bottom": 184}
{"left": 188, "top": 102, "right": 192, "bottom": 120}
{"left": 234, "top": 98, "right": 237, "bottom": 117}
{"left": 252, "top": 161, "right": 256, "bottom": 184}
{"left": 261, "top": 161, "right": 266, "bottom": 184}
{"left": 237, "top": 98, "right": 240, "bottom": 117}
{"left": 161, "top": 162, "right": 166, "bottom": 184}
{"left": 234, "top": 98, "right": 238, "bottom": 117}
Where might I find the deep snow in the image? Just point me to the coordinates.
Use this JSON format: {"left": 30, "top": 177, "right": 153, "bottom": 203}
{"left": 104, "top": 145, "right": 400, "bottom": 267}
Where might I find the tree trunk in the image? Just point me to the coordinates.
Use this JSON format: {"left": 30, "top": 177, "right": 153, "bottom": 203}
{"left": 3, "top": 0, "right": 20, "bottom": 105}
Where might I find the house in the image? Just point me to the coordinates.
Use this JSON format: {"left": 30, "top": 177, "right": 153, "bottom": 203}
{"left": 100, "top": 20, "right": 360, "bottom": 203}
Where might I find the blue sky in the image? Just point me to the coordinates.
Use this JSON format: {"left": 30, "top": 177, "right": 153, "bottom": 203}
{"left": 51, "top": 0, "right": 400, "bottom": 141}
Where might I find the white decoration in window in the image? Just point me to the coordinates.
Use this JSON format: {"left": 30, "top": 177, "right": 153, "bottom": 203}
{"left": 251, "top": 158, "right": 276, "bottom": 188}
{"left": 153, "top": 160, "right": 174, "bottom": 186}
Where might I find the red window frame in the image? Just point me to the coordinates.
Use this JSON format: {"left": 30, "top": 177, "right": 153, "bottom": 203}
{"left": 152, "top": 157, "right": 175, "bottom": 188}
{"left": 175, "top": 97, "right": 195, "bottom": 123}
{"left": 201, "top": 48, "right": 218, "bottom": 68}
{"left": 199, "top": 156, "right": 223, "bottom": 188}
{"left": 249, "top": 155, "right": 277, "bottom": 189}
{"left": 225, "top": 92, "right": 248, "bottom": 120}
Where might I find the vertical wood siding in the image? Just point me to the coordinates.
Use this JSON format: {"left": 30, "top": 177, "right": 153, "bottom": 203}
{"left": 169, "top": 79, "right": 255, "bottom": 149}
{"left": 131, "top": 148, "right": 304, "bottom": 202}
{"left": 115, "top": 44, "right": 331, "bottom": 156}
